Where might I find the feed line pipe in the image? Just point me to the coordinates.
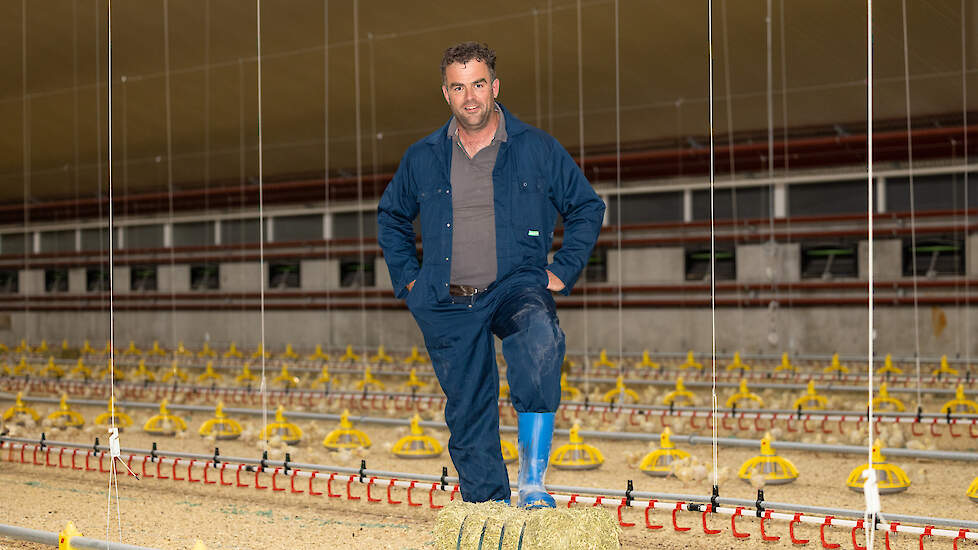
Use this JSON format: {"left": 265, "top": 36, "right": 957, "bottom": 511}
{"left": 0, "top": 522, "right": 159, "bottom": 550}
{"left": 2, "top": 397, "right": 975, "bottom": 463}
{"left": 4, "top": 391, "right": 976, "bottom": 424}
{"left": 3, "top": 435, "right": 977, "bottom": 533}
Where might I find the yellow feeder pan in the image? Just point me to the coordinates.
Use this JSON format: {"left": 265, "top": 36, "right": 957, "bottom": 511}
{"left": 279, "top": 343, "right": 300, "bottom": 360}
{"left": 871, "top": 382, "right": 905, "bottom": 412}
{"left": 235, "top": 363, "right": 259, "bottom": 385}
{"left": 197, "top": 361, "right": 222, "bottom": 384}
{"left": 60, "top": 339, "right": 71, "bottom": 353}
{"left": 726, "top": 378, "right": 763, "bottom": 409}
{"left": 80, "top": 340, "right": 97, "bottom": 355}
{"left": 2, "top": 392, "right": 40, "bottom": 424}
{"left": 602, "top": 374, "right": 640, "bottom": 404}
{"left": 878, "top": 354, "right": 902, "bottom": 375}
{"left": 251, "top": 344, "right": 270, "bottom": 359}
{"left": 355, "top": 367, "right": 385, "bottom": 391}
{"left": 47, "top": 394, "right": 85, "bottom": 429}
{"left": 501, "top": 439, "right": 517, "bottom": 464}
{"left": 678, "top": 350, "right": 702, "bottom": 370}
{"left": 499, "top": 383, "right": 510, "bottom": 399}
{"left": 0, "top": 361, "right": 10, "bottom": 376}
{"left": 273, "top": 364, "right": 300, "bottom": 388}
{"left": 197, "top": 341, "right": 217, "bottom": 358}
{"left": 13, "top": 339, "right": 28, "bottom": 353}
{"left": 725, "top": 352, "right": 751, "bottom": 372}
{"left": 968, "top": 477, "right": 978, "bottom": 503}
{"left": 223, "top": 342, "right": 244, "bottom": 359}
{"left": 823, "top": 353, "right": 849, "bottom": 374}
{"left": 370, "top": 345, "right": 394, "bottom": 364}
{"left": 69, "top": 358, "right": 93, "bottom": 380}
{"left": 122, "top": 340, "right": 142, "bottom": 356}
{"left": 338, "top": 345, "right": 361, "bottom": 363}
{"left": 39, "top": 357, "right": 65, "bottom": 378}
{"left": 198, "top": 402, "right": 242, "bottom": 440}
{"left": 322, "top": 409, "right": 371, "bottom": 450}
{"left": 737, "top": 432, "right": 799, "bottom": 485}
{"left": 846, "top": 439, "right": 910, "bottom": 494}
{"left": 792, "top": 381, "right": 827, "bottom": 410}
{"left": 311, "top": 365, "right": 332, "bottom": 389}
{"left": 306, "top": 344, "right": 330, "bottom": 361}
{"left": 175, "top": 341, "right": 194, "bottom": 357}
{"left": 639, "top": 427, "right": 690, "bottom": 477}
{"left": 663, "top": 377, "right": 696, "bottom": 407}
{"left": 95, "top": 361, "right": 126, "bottom": 381}
{"left": 775, "top": 352, "right": 796, "bottom": 372}
{"left": 129, "top": 359, "right": 156, "bottom": 383}
{"left": 144, "top": 399, "right": 188, "bottom": 436}
{"left": 100, "top": 340, "right": 112, "bottom": 355}
{"left": 635, "top": 350, "right": 660, "bottom": 369}
{"left": 94, "top": 397, "right": 134, "bottom": 430}
{"left": 392, "top": 414, "right": 443, "bottom": 458}
{"left": 560, "top": 373, "right": 581, "bottom": 401}
{"left": 160, "top": 360, "right": 189, "bottom": 383}
{"left": 147, "top": 341, "right": 167, "bottom": 357}
{"left": 403, "top": 345, "right": 428, "bottom": 364}
{"left": 593, "top": 349, "right": 616, "bottom": 368}
{"left": 941, "top": 384, "right": 978, "bottom": 414}
{"left": 33, "top": 340, "right": 49, "bottom": 354}
{"left": 12, "top": 357, "right": 31, "bottom": 376}
{"left": 401, "top": 368, "right": 427, "bottom": 392}
{"left": 932, "top": 355, "right": 959, "bottom": 377}
{"left": 258, "top": 405, "right": 303, "bottom": 445}
{"left": 552, "top": 422, "right": 603, "bottom": 470}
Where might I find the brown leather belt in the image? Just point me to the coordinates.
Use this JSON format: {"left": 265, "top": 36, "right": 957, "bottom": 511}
{"left": 449, "top": 284, "right": 481, "bottom": 297}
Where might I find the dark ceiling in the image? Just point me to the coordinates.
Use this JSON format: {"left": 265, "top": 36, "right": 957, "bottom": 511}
{"left": 0, "top": 0, "right": 975, "bottom": 205}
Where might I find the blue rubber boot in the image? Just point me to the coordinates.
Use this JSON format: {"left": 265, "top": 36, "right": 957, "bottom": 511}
{"left": 517, "top": 412, "right": 557, "bottom": 508}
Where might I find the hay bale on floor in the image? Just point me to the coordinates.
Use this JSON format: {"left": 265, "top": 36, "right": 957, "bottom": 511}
{"left": 434, "top": 501, "right": 621, "bottom": 550}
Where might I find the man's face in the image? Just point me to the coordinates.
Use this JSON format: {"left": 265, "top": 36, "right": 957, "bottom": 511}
{"left": 441, "top": 60, "right": 499, "bottom": 132}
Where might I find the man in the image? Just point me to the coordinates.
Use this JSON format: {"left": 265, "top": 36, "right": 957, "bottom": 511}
{"left": 377, "top": 42, "right": 605, "bottom": 507}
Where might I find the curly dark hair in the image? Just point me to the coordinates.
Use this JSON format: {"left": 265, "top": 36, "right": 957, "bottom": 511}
{"left": 440, "top": 42, "right": 496, "bottom": 85}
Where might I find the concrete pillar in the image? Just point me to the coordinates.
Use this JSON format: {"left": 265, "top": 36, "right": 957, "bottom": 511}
{"left": 374, "top": 258, "right": 391, "bottom": 289}
{"left": 18, "top": 270, "right": 43, "bottom": 295}
{"left": 736, "top": 242, "right": 800, "bottom": 283}
{"left": 300, "top": 259, "right": 340, "bottom": 290}
{"left": 158, "top": 265, "right": 189, "bottom": 292}
{"left": 606, "top": 247, "right": 684, "bottom": 283}
{"left": 220, "top": 262, "right": 262, "bottom": 292}
{"left": 68, "top": 268, "right": 86, "bottom": 293}
{"left": 858, "top": 239, "right": 902, "bottom": 280}
{"left": 112, "top": 266, "right": 130, "bottom": 294}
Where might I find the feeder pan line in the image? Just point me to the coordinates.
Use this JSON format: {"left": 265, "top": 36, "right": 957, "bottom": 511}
{"left": 3, "top": 395, "right": 975, "bottom": 463}
{"left": 0, "top": 523, "right": 160, "bottom": 550}
{"left": 3, "top": 438, "right": 976, "bottom": 541}
{"left": 6, "top": 364, "right": 973, "bottom": 395}
{"left": 5, "top": 391, "right": 977, "bottom": 426}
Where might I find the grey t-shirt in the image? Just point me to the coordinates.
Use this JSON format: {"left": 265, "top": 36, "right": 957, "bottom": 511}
{"left": 447, "top": 106, "right": 507, "bottom": 289}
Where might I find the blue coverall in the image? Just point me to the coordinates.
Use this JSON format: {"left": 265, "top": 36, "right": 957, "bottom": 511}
{"left": 377, "top": 103, "right": 605, "bottom": 502}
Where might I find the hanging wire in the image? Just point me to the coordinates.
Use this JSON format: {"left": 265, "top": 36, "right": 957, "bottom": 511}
{"left": 779, "top": 0, "right": 794, "bottom": 353}
{"left": 352, "top": 0, "right": 368, "bottom": 366}
{"left": 20, "top": 0, "right": 31, "bottom": 348}
{"left": 612, "top": 0, "right": 625, "bottom": 401}
{"left": 962, "top": 0, "right": 971, "bottom": 377}
{"left": 764, "top": 0, "right": 780, "bottom": 353}
{"left": 865, "top": 1, "right": 877, "bottom": 547}
{"left": 105, "top": 0, "right": 124, "bottom": 542}
{"left": 203, "top": 0, "right": 211, "bottom": 300}
{"left": 900, "top": 0, "right": 923, "bottom": 410}
{"left": 163, "top": 0, "right": 178, "bottom": 349}
{"left": 368, "top": 32, "right": 384, "bottom": 355}
{"left": 323, "top": 0, "right": 332, "bottom": 359}
{"left": 256, "top": 0, "right": 269, "bottom": 448}
{"left": 576, "top": 0, "right": 591, "bottom": 395}
{"left": 707, "top": 0, "right": 720, "bottom": 490}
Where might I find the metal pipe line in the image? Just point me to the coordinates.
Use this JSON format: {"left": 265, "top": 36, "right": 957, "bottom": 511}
{"left": 3, "top": 437, "right": 976, "bottom": 533}
{"left": 0, "top": 522, "right": 159, "bottom": 550}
